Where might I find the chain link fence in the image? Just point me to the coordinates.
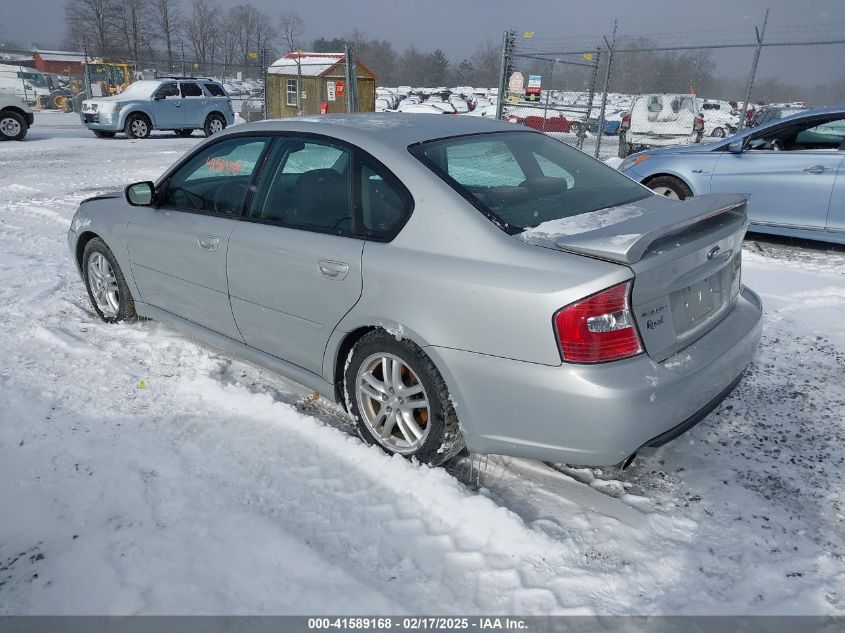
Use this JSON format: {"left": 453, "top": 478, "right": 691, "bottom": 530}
{"left": 497, "top": 23, "right": 845, "bottom": 161}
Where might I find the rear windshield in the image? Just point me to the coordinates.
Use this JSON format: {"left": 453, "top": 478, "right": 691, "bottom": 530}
{"left": 409, "top": 131, "right": 649, "bottom": 234}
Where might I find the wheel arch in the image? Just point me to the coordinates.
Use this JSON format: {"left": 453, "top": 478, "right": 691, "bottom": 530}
{"left": 75, "top": 230, "right": 102, "bottom": 271}
{"left": 123, "top": 108, "right": 152, "bottom": 128}
{"left": 641, "top": 171, "right": 698, "bottom": 196}
{"left": 0, "top": 106, "right": 29, "bottom": 120}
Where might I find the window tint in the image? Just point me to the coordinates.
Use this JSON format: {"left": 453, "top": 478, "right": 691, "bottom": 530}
{"left": 180, "top": 82, "right": 203, "bottom": 97}
{"left": 204, "top": 83, "right": 226, "bottom": 97}
{"left": 360, "top": 162, "right": 409, "bottom": 239}
{"left": 162, "top": 138, "right": 269, "bottom": 215}
{"left": 410, "top": 131, "right": 649, "bottom": 234}
{"left": 251, "top": 140, "right": 353, "bottom": 234}
{"left": 155, "top": 83, "right": 179, "bottom": 99}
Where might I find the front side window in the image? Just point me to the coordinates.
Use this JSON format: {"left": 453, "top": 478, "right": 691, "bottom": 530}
{"left": 748, "top": 115, "right": 845, "bottom": 151}
{"left": 162, "top": 137, "right": 269, "bottom": 215}
{"left": 155, "top": 83, "right": 180, "bottom": 99}
{"left": 180, "top": 82, "right": 203, "bottom": 98}
{"left": 286, "top": 79, "right": 298, "bottom": 106}
{"left": 410, "top": 131, "right": 649, "bottom": 234}
{"left": 251, "top": 139, "right": 353, "bottom": 233}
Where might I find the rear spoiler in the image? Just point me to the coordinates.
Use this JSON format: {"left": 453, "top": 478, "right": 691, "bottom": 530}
{"left": 554, "top": 193, "right": 749, "bottom": 264}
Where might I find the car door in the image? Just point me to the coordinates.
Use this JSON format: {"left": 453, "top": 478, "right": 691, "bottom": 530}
{"left": 126, "top": 135, "right": 271, "bottom": 340}
{"left": 710, "top": 114, "right": 845, "bottom": 230}
{"left": 151, "top": 82, "right": 185, "bottom": 129}
{"left": 179, "top": 81, "right": 206, "bottom": 128}
{"left": 227, "top": 136, "right": 366, "bottom": 376}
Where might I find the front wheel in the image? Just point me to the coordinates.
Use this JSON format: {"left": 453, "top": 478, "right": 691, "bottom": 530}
{"left": 345, "top": 330, "right": 464, "bottom": 465}
{"left": 82, "top": 237, "right": 137, "bottom": 323}
{"left": 711, "top": 127, "right": 725, "bottom": 138}
{"left": 0, "top": 111, "right": 28, "bottom": 141}
{"left": 646, "top": 175, "right": 693, "bottom": 201}
{"left": 203, "top": 113, "right": 226, "bottom": 137}
{"left": 124, "top": 113, "right": 151, "bottom": 139}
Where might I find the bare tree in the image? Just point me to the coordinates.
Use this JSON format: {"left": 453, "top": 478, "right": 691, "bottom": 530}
{"left": 65, "top": 0, "right": 116, "bottom": 57}
{"left": 183, "top": 0, "right": 219, "bottom": 64}
{"left": 279, "top": 10, "right": 304, "bottom": 53}
{"left": 149, "top": 0, "right": 181, "bottom": 70}
{"left": 119, "top": 0, "right": 150, "bottom": 61}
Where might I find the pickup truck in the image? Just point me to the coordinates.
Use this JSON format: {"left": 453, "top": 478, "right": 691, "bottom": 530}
{"left": 618, "top": 94, "right": 704, "bottom": 158}
{"left": 0, "top": 92, "right": 34, "bottom": 140}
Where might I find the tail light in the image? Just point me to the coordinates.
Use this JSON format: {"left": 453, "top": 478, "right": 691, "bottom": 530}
{"left": 620, "top": 113, "right": 631, "bottom": 132}
{"left": 694, "top": 115, "right": 704, "bottom": 132}
{"left": 554, "top": 281, "right": 643, "bottom": 363}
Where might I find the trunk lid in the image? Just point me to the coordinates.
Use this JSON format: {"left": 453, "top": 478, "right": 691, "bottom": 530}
{"left": 520, "top": 193, "right": 749, "bottom": 362}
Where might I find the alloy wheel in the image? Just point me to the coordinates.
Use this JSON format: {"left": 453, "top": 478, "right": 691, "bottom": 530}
{"left": 87, "top": 252, "right": 120, "bottom": 317}
{"left": 651, "top": 186, "right": 681, "bottom": 200}
{"left": 356, "top": 352, "right": 431, "bottom": 454}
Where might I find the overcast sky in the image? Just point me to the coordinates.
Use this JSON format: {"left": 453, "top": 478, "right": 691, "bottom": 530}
{"left": 4, "top": 0, "right": 845, "bottom": 59}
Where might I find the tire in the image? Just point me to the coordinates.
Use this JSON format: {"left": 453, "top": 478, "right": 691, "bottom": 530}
{"left": 124, "top": 113, "right": 151, "bottom": 139}
{"left": 174, "top": 129, "right": 193, "bottom": 138}
{"left": 345, "top": 330, "right": 464, "bottom": 466}
{"left": 0, "top": 110, "right": 28, "bottom": 141}
{"left": 93, "top": 130, "right": 116, "bottom": 139}
{"left": 711, "top": 127, "right": 725, "bottom": 138}
{"left": 81, "top": 237, "right": 137, "bottom": 323}
{"left": 646, "top": 175, "right": 693, "bottom": 201}
{"left": 203, "top": 113, "right": 226, "bottom": 137}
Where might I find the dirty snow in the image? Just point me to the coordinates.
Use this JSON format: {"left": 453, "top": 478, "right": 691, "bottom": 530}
{"left": 0, "top": 112, "right": 843, "bottom": 615}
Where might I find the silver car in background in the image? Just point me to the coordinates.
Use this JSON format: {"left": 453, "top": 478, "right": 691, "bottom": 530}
{"left": 68, "top": 115, "right": 762, "bottom": 467}
{"left": 618, "top": 105, "right": 845, "bottom": 245}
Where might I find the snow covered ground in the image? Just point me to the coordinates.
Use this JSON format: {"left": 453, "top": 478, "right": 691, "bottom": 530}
{"left": 1, "top": 112, "right": 843, "bottom": 615}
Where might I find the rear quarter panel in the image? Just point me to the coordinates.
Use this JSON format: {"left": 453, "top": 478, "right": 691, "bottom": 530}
{"left": 335, "top": 162, "right": 631, "bottom": 368}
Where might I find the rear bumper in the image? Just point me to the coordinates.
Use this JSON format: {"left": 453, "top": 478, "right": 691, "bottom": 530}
{"left": 428, "top": 286, "right": 762, "bottom": 466}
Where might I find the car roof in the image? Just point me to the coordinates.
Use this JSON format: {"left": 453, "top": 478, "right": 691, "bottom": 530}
{"left": 226, "top": 113, "right": 529, "bottom": 149}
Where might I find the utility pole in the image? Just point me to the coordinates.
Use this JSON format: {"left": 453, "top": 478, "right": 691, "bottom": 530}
{"left": 594, "top": 19, "right": 617, "bottom": 158}
{"left": 495, "top": 31, "right": 515, "bottom": 120}
{"left": 738, "top": 9, "right": 769, "bottom": 133}
{"left": 296, "top": 49, "right": 303, "bottom": 116}
{"left": 181, "top": 42, "right": 185, "bottom": 76}
{"left": 541, "top": 58, "right": 557, "bottom": 133}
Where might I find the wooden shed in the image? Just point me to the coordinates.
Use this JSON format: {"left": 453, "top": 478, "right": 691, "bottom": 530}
{"left": 266, "top": 52, "right": 376, "bottom": 118}
{"left": 34, "top": 50, "right": 86, "bottom": 75}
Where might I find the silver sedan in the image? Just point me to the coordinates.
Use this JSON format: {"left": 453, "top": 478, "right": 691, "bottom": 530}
{"left": 68, "top": 114, "right": 762, "bottom": 466}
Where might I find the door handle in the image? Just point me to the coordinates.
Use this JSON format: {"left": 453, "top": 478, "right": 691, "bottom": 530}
{"left": 318, "top": 260, "right": 349, "bottom": 280}
{"left": 197, "top": 235, "right": 219, "bottom": 251}
{"left": 803, "top": 165, "right": 827, "bottom": 174}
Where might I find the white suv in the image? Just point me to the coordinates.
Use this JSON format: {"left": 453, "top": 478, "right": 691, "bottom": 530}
{"left": 0, "top": 93, "right": 34, "bottom": 141}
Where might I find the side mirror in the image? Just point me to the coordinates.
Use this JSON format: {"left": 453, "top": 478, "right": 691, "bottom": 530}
{"left": 728, "top": 138, "right": 744, "bottom": 154}
{"left": 126, "top": 181, "right": 154, "bottom": 206}
{"left": 153, "top": 94, "right": 165, "bottom": 100}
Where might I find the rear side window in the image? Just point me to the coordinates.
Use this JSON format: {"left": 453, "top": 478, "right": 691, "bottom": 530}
{"left": 180, "top": 82, "right": 203, "bottom": 97}
{"left": 205, "top": 83, "right": 226, "bottom": 97}
{"left": 410, "top": 131, "right": 649, "bottom": 234}
{"left": 250, "top": 139, "right": 353, "bottom": 234}
{"left": 360, "top": 162, "right": 410, "bottom": 239}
